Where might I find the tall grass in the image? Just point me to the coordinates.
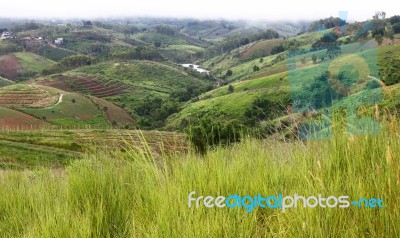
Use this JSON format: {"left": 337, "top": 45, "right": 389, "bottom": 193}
{"left": 0, "top": 117, "right": 399, "bottom": 237}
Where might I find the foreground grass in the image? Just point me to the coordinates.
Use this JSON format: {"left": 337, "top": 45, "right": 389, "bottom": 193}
{"left": 0, "top": 119, "right": 399, "bottom": 237}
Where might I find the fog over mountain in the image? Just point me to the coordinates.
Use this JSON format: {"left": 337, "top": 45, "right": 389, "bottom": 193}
{"left": 1, "top": 0, "right": 399, "bottom": 21}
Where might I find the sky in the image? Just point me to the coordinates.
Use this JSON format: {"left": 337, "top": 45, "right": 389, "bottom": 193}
{"left": 0, "top": 0, "right": 399, "bottom": 21}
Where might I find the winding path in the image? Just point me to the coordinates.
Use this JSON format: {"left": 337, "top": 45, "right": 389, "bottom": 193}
{"left": 55, "top": 94, "right": 63, "bottom": 106}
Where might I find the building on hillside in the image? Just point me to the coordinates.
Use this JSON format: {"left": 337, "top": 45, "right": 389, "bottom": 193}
{"left": 0, "top": 32, "right": 12, "bottom": 40}
{"left": 54, "top": 38, "right": 64, "bottom": 45}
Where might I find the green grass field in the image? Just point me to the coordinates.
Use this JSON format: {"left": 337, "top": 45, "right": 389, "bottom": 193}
{"left": 0, "top": 52, "right": 55, "bottom": 81}
{"left": 0, "top": 116, "right": 398, "bottom": 236}
{"left": 159, "top": 44, "right": 204, "bottom": 63}
{"left": 14, "top": 52, "right": 55, "bottom": 73}
{"left": 0, "top": 129, "right": 187, "bottom": 169}
{"left": 38, "top": 44, "right": 76, "bottom": 61}
{"left": 166, "top": 71, "right": 290, "bottom": 129}
{"left": 21, "top": 93, "right": 109, "bottom": 128}
{"left": 0, "top": 76, "right": 14, "bottom": 87}
{"left": 133, "top": 32, "right": 187, "bottom": 45}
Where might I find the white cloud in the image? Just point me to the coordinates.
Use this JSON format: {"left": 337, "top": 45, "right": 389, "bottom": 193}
{"left": 0, "top": 0, "right": 399, "bottom": 21}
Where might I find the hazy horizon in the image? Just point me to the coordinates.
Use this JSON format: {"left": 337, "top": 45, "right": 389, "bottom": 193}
{"left": 0, "top": 0, "right": 399, "bottom": 22}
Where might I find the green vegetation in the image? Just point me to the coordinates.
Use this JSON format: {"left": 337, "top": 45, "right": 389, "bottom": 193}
{"left": 21, "top": 93, "right": 109, "bottom": 128}
{"left": 0, "top": 117, "right": 398, "bottom": 236}
{"left": 73, "top": 60, "right": 213, "bottom": 128}
{"left": 167, "top": 72, "right": 290, "bottom": 129}
{"left": 38, "top": 45, "right": 76, "bottom": 61}
{"left": 42, "top": 54, "right": 93, "bottom": 75}
{"left": 159, "top": 45, "right": 204, "bottom": 63}
{"left": 14, "top": 52, "right": 55, "bottom": 75}
{"left": 0, "top": 52, "right": 54, "bottom": 81}
{"left": 0, "top": 41, "right": 19, "bottom": 55}
{"left": 0, "top": 76, "right": 13, "bottom": 87}
{"left": 0, "top": 129, "right": 186, "bottom": 168}
{"left": 1, "top": 14, "right": 400, "bottom": 237}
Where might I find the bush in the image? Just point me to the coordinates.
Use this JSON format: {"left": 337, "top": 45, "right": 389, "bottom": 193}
{"left": 42, "top": 55, "right": 93, "bottom": 75}
{"left": 392, "top": 23, "right": 400, "bottom": 34}
{"left": 244, "top": 97, "right": 285, "bottom": 126}
{"left": 187, "top": 119, "right": 242, "bottom": 154}
{"left": 225, "top": 69, "right": 233, "bottom": 77}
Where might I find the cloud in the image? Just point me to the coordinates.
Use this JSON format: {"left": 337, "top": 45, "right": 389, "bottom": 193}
{"left": 0, "top": 0, "right": 398, "bottom": 21}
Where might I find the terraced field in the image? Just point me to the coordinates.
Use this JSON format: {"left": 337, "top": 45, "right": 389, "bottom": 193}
{"left": 69, "top": 75, "right": 130, "bottom": 97}
{"left": 0, "top": 84, "right": 58, "bottom": 107}
{"left": 21, "top": 93, "right": 110, "bottom": 128}
{"left": 40, "top": 75, "right": 130, "bottom": 97}
{"left": 240, "top": 39, "right": 283, "bottom": 60}
{"left": 0, "top": 129, "right": 188, "bottom": 168}
{"left": 0, "top": 107, "right": 49, "bottom": 130}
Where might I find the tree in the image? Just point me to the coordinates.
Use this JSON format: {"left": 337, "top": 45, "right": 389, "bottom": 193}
{"left": 327, "top": 46, "right": 341, "bottom": 59}
{"left": 227, "top": 85, "right": 234, "bottom": 93}
{"left": 312, "top": 32, "right": 339, "bottom": 49}
{"left": 244, "top": 97, "right": 284, "bottom": 126}
{"left": 308, "top": 17, "right": 346, "bottom": 32}
{"left": 374, "top": 11, "right": 386, "bottom": 19}
{"left": 385, "top": 24, "right": 395, "bottom": 42}
{"left": 393, "top": 23, "right": 400, "bottom": 34}
{"left": 154, "top": 41, "right": 161, "bottom": 47}
{"left": 375, "top": 34, "right": 383, "bottom": 46}
{"left": 82, "top": 20, "right": 92, "bottom": 28}
{"left": 225, "top": 69, "right": 233, "bottom": 77}
{"left": 271, "top": 44, "right": 285, "bottom": 55}
{"left": 371, "top": 27, "right": 385, "bottom": 37}
{"left": 253, "top": 65, "right": 260, "bottom": 72}
{"left": 311, "top": 54, "right": 318, "bottom": 64}
{"left": 259, "top": 58, "right": 264, "bottom": 63}
{"left": 389, "top": 15, "right": 400, "bottom": 25}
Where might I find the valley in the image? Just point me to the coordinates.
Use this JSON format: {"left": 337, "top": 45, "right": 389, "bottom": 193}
{"left": 0, "top": 11, "right": 400, "bottom": 237}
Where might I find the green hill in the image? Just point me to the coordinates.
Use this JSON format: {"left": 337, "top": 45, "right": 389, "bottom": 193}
{"left": 35, "top": 60, "right": 213, "bottom": 128}
{"left": 0, "top": 83, "right": 134, "bottom": 129}
{"left": 167, "top": 41, "right": 400, "bottom": 133}
{"left": 0, "top": 52, "right": 55, "bottom": 81}
{"left": 0, "top": 76, "right": 14, "bottom": 87}
{"left": 166, "top": 72, "right": 290, "bottom": 129}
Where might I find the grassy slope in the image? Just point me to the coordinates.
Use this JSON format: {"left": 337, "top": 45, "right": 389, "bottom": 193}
{"left": 21, "top": 93, "right": 109, "bottom": 128}
{"left": 14, "top": 52, "right": 55, "bottom": 73}
{"left": 133, "top": 32, "right": 187, "bottom": 45}
{"left": 159, "top": 45, "right": 205, "bottom": 63}
{"left": 0, "top": 129, "right": 187, "bottom": 168}
{"left": 167, "top": 72, "right": 289, "bottom": 128}
{"left": 38, "top": 44, "right": 76, "bottom": 61}
{"left": 0, "top": 118, "right": 398, "bottom": 236}
{"left": 0, "top": 76, "right": 14, "bottom": 87}
{"left": 0, "top": 107, "right": 49, "bottom": 130}
{"left": 73, "top": 60, "right": 211, "bottom": 109}
{"left": 200, "top": 31, "right": 324, "bottom": 82}
{"left": 89, "top": 96, "right": 135, "bottom": 128}
{"left": 168, "top": 42, "right": 400, "bottom": 129}
{"left": 0, "top": 52, "right": 55, "bottom": 80}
